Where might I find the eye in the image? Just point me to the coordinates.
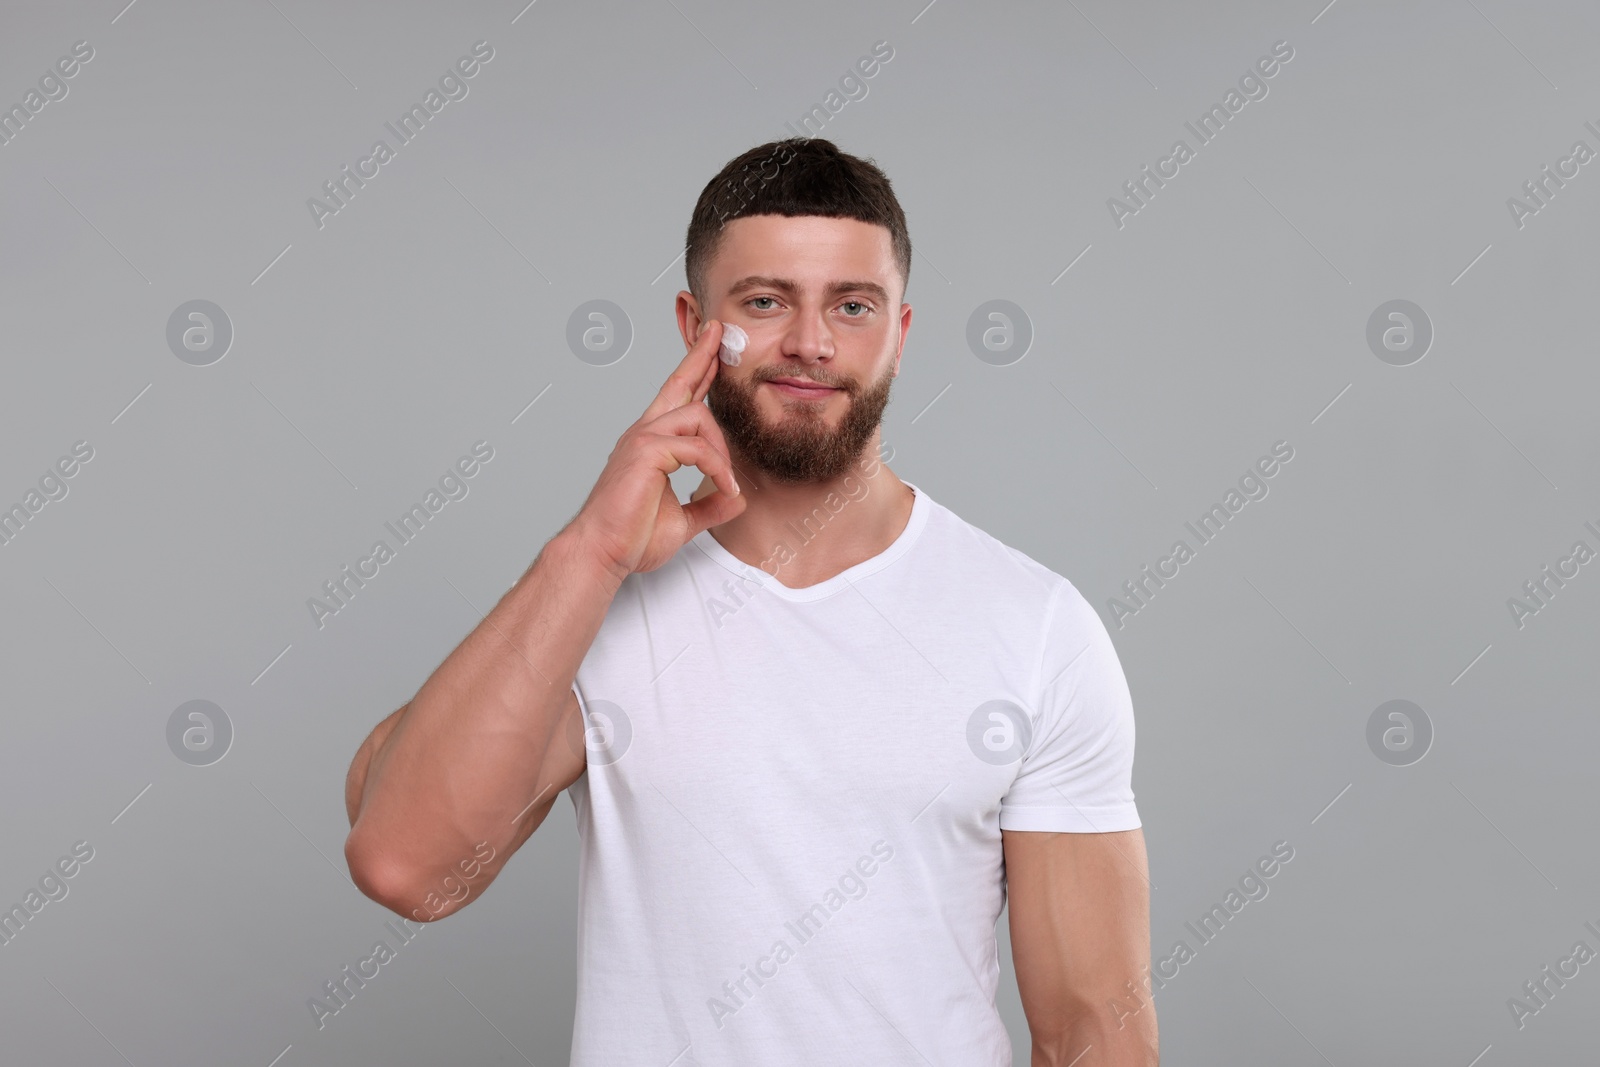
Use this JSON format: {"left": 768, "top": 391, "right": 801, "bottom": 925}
{"left": 840, "top": 301, "right": 872, "bottom": 317}
{"left": 748, "top": 296, "right": 779, "bottom": 310}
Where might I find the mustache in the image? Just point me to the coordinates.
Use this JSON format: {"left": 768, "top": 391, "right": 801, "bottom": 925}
{"left": 751, "top": 369, "right": 852, "bottom": 390}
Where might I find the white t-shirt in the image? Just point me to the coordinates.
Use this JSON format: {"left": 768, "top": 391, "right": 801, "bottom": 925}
{"left": 566, "top": 480, "right": 1140, "bottom": 1066}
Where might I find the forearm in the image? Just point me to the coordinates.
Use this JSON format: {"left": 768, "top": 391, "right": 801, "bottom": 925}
{"left": 343, "top": 527, "right": 623, "bottom": 911}
{"left": 1031, "top": 1001, "right": 1158, "bottom": 1067}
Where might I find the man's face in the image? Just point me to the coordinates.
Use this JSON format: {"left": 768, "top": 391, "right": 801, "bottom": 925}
{"left": 684, "top": 214, "right": 911, "bottom": 484}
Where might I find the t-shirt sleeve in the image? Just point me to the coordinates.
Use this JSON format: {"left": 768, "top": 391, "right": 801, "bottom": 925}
{"left": 998, "top": 578, "right": 1141, "bottom": 833}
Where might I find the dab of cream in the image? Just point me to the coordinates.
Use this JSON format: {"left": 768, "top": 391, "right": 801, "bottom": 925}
{"left": 718, "top": 323, "right": 748, "bottom": 366}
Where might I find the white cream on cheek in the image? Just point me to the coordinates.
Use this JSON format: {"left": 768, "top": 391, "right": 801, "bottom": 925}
{"left": 717, "top": 323, "right": 748, "bottom": 367}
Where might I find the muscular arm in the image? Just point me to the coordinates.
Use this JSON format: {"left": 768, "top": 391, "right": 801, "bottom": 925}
{"left": 342, "top": 322, "right": 740, "bottom": 923}
{"left": 1004, "top": 828, "right": 1158, "bottom": 1066}
{"left": 344, "top": 704, "right": 405, "bottom": 828}
{"left": 341, "top": 531, "right": 621, "bottom": 921}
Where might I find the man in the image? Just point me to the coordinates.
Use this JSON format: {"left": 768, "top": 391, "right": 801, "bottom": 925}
{"left": 343, "top": 138, "right": 1158, "bottom": 1066}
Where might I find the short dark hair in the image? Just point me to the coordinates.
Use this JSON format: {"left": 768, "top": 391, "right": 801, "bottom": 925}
{"left": 684, "top": 137, "right": 911, "bottom": 309}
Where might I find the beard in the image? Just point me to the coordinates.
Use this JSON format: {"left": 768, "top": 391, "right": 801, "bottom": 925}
{"left": 707, "top": 359, "right": 894, "bottom": 484}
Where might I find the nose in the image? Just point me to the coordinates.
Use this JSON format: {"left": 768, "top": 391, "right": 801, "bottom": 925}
{"left": 780, "top": 310, "right": 835, "bottom": 366}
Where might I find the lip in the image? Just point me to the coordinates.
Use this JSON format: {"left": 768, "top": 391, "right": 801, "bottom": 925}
{"left": 765, "top": 377, "right": 839, "bottom": 399}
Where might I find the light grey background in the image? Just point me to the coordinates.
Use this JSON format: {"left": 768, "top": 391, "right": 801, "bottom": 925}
{"left": 2, "top": 0, "right": 1596, "bottom": 1064}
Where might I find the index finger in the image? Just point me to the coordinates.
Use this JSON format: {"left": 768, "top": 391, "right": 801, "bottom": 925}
{"left": 639, "top": 319, "right": 722, "bottom": 425}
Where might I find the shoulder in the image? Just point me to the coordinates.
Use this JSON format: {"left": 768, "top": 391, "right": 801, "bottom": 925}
{"left": 920, "top": 491, "right": 1079, "bottom": 613}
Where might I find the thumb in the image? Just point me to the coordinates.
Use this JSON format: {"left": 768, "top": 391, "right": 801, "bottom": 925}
{"left": 680, "top": 486, "right": 746, "bottom": 541}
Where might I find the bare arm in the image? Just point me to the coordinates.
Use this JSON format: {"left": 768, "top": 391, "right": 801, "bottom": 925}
{"left": 342, "top": 319, "right": 744, "bottom": 922}
{"left": 1004, "top": 828, "right": 1158, "bottom": 1066}
{"left": 344, "top": 704, "right": 404, "bottom": 827}
{"left": 342, "top": 534, "right": 621, "bottom": 920}
{"left": 343, "top": 695, "right": 585, "bottom": 924}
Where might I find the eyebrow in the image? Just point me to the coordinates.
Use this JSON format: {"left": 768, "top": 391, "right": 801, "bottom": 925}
{"left": 726, "top": 275, "right": 891, "bottom": 306}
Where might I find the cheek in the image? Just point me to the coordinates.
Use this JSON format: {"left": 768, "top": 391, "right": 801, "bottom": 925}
{"left": 718, "top": 323, "right": 748, "bottom": 366}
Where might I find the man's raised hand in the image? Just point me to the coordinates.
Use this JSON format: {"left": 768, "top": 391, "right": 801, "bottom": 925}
{"left": 566, "top": 319, "right": 746, "bottom": 579}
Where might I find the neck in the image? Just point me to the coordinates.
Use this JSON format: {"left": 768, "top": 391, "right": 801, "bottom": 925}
{"left": 694, "top": 442, "right": 911, "bottom": 589}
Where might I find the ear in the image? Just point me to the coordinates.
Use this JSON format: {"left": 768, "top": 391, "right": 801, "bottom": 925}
{"left": 676, "top": 290, "right": 705, "bottom": 351}
{"left": 893, "top": 302, "right": 912, "bottom": 377}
